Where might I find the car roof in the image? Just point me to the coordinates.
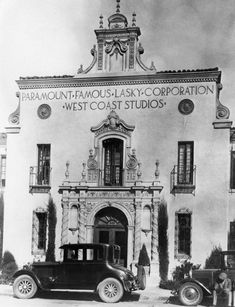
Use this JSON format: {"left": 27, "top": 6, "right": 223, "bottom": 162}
{"left": 59, "top": 243, "right": 120, "bottom": 249}
{"left": 221, "top": 250, "right": 235, "bottom": 255}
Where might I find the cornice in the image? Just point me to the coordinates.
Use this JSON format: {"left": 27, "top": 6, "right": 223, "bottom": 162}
{"left": 94, "top": 26, "right": 141, "bottom": 36}
{"left": 16, "top": 70, "right": 221, "bottom": 90}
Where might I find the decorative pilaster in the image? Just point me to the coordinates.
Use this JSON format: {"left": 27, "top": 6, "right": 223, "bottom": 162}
{"left": 78, "top": 201, "right": 86, "bottom": 243}
{"left": 151, "top": 201, "right": 159, "bottom": 262}
{"left": 134, "top": 201, "right": 142, "bottom": 260}
{"left": 61, "top": 201, "right": 69, "bottom": 245}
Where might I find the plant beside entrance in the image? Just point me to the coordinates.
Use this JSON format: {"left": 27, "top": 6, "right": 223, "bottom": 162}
{"left": 138, "top": 244, "right": 150, "bottom": 275}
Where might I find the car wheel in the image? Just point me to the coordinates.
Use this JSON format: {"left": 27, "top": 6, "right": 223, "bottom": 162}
{"left": 98, "top": 278, "right": 124, "bottom": 303}
{"left": 13, "top": 275, "right": 38, "bottom": 299}
{"left": 137, "top": 265, "right": 146, "bottom": 290}
{"left": 179, "top": 282, "right": 203, "bottom": 306}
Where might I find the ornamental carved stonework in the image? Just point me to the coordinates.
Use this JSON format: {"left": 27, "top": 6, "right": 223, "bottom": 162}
{"left": 8, "top": 93, "right": 20, "bottom": 125}
{"left": 126, "top": 149, "right": 139, "bottom": 182}
{"left": 91, "top": 110, "right": 135, "bottom": 136}
{"left": 216, "top": 83, "right": 230, "bottom": 119}
{"left": 86, "top": 191, "right": 132, "bottom": 198}
{"left": 37, "top": 104, "right": 51, "bottom": 119}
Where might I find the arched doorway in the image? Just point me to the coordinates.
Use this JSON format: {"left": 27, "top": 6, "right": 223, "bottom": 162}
{"left": 94, "top": 207, "right": 128, "bottom": 267}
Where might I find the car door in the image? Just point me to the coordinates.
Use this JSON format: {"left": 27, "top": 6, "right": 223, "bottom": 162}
{"left": 62, "top": 247, "right": 104, "bottom": 290}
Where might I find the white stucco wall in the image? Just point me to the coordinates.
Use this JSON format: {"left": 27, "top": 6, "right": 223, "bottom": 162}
{"left": 3, "top": 78, "right": 232, "bottom": 271}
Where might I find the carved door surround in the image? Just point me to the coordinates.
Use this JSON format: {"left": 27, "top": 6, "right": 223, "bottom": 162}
{"left": 59, "top": 110, "right": 164, "bottom": 269}
{"left": 88, "top": 110, "right": 139, "bottom": 186}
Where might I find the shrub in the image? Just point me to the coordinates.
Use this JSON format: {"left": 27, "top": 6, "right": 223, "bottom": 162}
{"left": 138, "top": 244, "right": 150, "bottom": 266}
{"left": 204, "top": 245, "right": 222, "bottom": 269}
{"left": 172, "top": 259, "right": 201, "bottom": 282}
{"left": 158, "top": 199, "right": 169, "bottom": 282}
{"left": 45, "top": 196, "right": 57, "bottom": 262}
{"left": 0, "top": 251, "right": 18, "bottom": 284}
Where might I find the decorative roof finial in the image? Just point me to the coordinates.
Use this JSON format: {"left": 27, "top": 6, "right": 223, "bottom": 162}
{"left": 99, "top": 14, "right": 103, "bottom": 28}
{"left": 116, "top": 0, "right": 120, "bottom": 13}
{"left": 132, "top": 12, "right": 136, "bottom": 26}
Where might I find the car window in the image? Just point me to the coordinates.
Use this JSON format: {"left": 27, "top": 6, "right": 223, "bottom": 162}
{"left": 64, "top": 246, "right": 105, "bottom": 262}
{"left": 225, "top": 255, "right": 235, "bottom": 269}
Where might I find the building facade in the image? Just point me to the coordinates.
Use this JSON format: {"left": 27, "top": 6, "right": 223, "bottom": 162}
{"left": 3, "top": 2, "right": 235, "bottom": 277}
{"left": 0, "top": 133, "right": 6, "bottom": 264}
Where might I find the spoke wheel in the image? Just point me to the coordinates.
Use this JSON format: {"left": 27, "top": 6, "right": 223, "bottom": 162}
{"left": 13, "top": 275, "right": 37, "bottom": 299}
{"left": 179, "top": 282, "right": 203, "bottom": 306}
{"left": 98, "top": 278, "right": 124, "bottom": 303}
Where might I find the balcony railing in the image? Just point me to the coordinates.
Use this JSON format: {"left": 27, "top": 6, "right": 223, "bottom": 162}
{"left": 170, "top": 165, "right": 196, "bottom": 195}
{"left": 29, "top": 166, "right": 51, "bottom": 193}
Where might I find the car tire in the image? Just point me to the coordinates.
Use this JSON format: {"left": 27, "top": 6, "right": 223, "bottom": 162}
{"left": 13, "top": 275, "right": 38, "bottom": 299}
{"left": 98, "top": 277, "right": 124, "bottom": 303}
{"left": 179, "top": 282, "right": 203, "bottom": 306}
{"left": 137, "top": 265, "right": 146, "bottom": 290}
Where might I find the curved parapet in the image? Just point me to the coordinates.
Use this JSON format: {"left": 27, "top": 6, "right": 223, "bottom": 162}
{"left": 8, "top": 92, "right": 20, "bottom": 125}
{"left": 75, "top": 45, "right": 97, "bottom": 76}
{"left": 216, "top": 83, "right": 230, "bottom": 120}
{"left": 136, "top": 43, "right": 156, "bottom": 73}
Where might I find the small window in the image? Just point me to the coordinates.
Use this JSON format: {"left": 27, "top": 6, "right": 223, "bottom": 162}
{"left": 37, "top": 144, "right": 51, "bottom": 185}
{"left": 178, "top": 142, "right": 194, "bottom": 184}
{"left": 230, "top": 151, "right": 235, "bottom": 190}
{"left": 36, "top": 212, "right": 47, "bottom": 250}
{"left": 0, "top": 155, "right": 6, "bottom": 188}
{"left": 175, "top": 210, "right": 192, "bottom": 258}
{"left": 32, "top": 209, "right": 47, "bottom": 255}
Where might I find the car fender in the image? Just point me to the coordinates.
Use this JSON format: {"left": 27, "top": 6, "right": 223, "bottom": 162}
{"left": 13, "top": 269, "right": 44, "bottom": 290}
{"left": 180, "top": 278, "right": 212, "bottom": 295}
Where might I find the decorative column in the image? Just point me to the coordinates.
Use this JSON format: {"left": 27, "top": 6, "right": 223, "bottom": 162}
{"left": 61, "top": 197, "right": 69, "bottom": 245}
{"left": 127, "top": 225, "right": 134, "bottom": 270}
{"left": 151, "top": 201, "right": 159, "bottom": 262}
{"left": 78, "top": 201, "right": 86, "bottom": 243}
{"left": 151, "top": 200, "right": 160, "bottom": 277}
{"left": 134, "top": 201, "right": 142, "bottom": 261}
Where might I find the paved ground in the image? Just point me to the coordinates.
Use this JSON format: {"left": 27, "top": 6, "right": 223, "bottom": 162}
{"left": 0, "top": 281, "right": 215, "bottom": 307}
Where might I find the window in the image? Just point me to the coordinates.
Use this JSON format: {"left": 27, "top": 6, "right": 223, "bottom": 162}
{"left": 37, "top": 144, "right": 51, "bottom": 185}
{"left": 32, "top": 209, "right": 47, "bottom": 255}
{"left": 0, "top": 155, "right": 6, "bottom": 188}
{"left": 178, "top": 142, "right": 194, "bottom": 184}
{"left": 175, "top": 210, "right": 192, "bottom": 258}
{"left": 230, "top": 151, "right": 235, "bottom": 190}
{"left": 37, "top": 212, "right": 47, "bottom": 250}
{"left": 103, "top": 138, "right": 123, "bottom": 186}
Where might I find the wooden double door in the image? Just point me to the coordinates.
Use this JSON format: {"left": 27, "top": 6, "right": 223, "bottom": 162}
{"left": 94, "top": 207, "right": 128, "bottom": 267}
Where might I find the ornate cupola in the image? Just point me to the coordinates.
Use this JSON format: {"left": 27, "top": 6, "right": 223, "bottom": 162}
{"left": 75, "top": 0, "right": 156, "bottom": 76}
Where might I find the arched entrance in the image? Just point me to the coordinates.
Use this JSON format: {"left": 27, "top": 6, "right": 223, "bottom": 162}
{"left": 93, "top": 207, "right": 128, "bottom": 267}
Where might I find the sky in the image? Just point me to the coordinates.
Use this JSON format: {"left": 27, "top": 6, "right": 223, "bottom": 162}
{"left": 1, "top": 0, "right": 235, "bottom": 130}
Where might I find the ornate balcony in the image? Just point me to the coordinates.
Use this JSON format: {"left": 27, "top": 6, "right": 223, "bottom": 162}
{"left": 170, "top": 165, "right": 196, "bottom": 195}
{"left": 29, "top": 166, "right": 51, "bottom": 194}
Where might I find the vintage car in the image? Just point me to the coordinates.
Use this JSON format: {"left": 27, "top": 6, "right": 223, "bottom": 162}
{"left": 12, "top": 243, "right": 146, "bottom": 303}
{"left": 176, "top": 250, "right": 235, "bottom": 306}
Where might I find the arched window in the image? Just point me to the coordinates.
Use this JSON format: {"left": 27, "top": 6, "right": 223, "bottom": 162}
{"left": 142, "top": 205, "right": 151, "bottom": 230}
{"left": 69, "top": 205, "right": 78, "bottom": 230}
{"left": 103, "top": 138, "right": 123, "bottom": 186}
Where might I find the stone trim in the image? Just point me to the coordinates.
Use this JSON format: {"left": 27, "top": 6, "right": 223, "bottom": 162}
{"left": 16, "top": 71, "right": 221, "bottom": 90}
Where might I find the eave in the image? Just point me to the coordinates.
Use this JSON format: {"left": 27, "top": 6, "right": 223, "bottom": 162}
{"left": 16, "top": 69, "right": 221, "bottom": 90}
